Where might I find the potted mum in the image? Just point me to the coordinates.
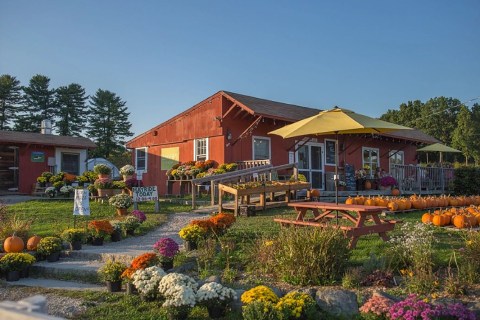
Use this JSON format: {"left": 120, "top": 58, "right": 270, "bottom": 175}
{"left": 120, "top": 164, "right": 135, "bottom": 181}
{"left": 98, "top": 260, "right": 127, "bottom": 292}
{"left": 59, "top": 185, "right": 74, "bottom": 198}
{"left": 94, "top": 178, "right": 115, "bottom": 197}
{"left": 132, "top": 266, "right": 167, "bottom": 301}
{"left": 379, "top": 175, "right": 397, "bottom": 190}
{"left": 131, "top": 210, "right": 147, "bottom": 223}
{"left": 45, "top": 186, "right": 56, "bottom": 198}
{"left": 109, "top": 194, "right": 133, "bottom": 216}
{"left": 88, "top": 220, "right": 114, "bottom": 246}
{"left": 196, "top": 282, "right": 237, "bottom": 318}
{"left": 123, "top": 216, "right": 140, "bottom": 236}
{"left": 0, "top": 253, "right": 36, "bottom": 281}
{"left": 60, "top": 228, "right": 86, "bottom": 250}
{"left": 93, "top": 164, "right": 112, "bottom": 179}
{"left": 109, "top": 220, "right": 123, "bottom": 242}
{"left": 37, "top": 236, "right": 63, "bottom": 262}
{"left": 158, "top": 273, "right": 198, "bottom": 319}
{"left": 178, "top": 224, "right": 207, "bottom": 251}
{"left": 153, "top": 237, "right": 179, "bottom": 270}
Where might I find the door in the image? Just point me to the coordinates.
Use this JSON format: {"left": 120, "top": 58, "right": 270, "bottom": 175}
{"left": 296, "top": 142, "right": 324, "bottom": 189}
{"left": 0, "top": 146, "right": 19, "bottom": 191}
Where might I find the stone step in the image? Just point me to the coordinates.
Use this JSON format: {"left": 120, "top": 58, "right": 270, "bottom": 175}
{"left": 62, "top": 249, "right": 138, "bottom": 265}
{"left": 31, "top": 258, "right": 104, "bottom": 284}
{"left": 3, "top": 278, "right": 105, "bottom": 291}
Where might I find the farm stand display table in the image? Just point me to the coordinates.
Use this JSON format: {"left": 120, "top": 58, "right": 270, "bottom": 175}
{"left": 274, "top": 202, "right": 399, "bottom": 248}
{"left": 218, "top": 181, "right": 311, "bottom": 216}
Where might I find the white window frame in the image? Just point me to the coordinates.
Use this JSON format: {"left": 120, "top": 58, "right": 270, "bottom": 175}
{"left": 389, "top": 150, "right": 404, "bottom": 167}
{"left": 362, "top": 147, "right": 380, "bottom": 178}
{"left": 135, "top": 147, "right": 148, "bottom": 173}
{"left": 324, "top": 138, "right": 337, "bottom": 166}
{"left": 252, "top": 136, "right": 271, "bottom": 160}
{"left": 193, "top": 138, "right": 209, "bottom": 161}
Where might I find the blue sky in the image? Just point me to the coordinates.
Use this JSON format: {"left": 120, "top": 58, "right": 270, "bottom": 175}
{"left": 1, "top": 1, "right": 479, "bottom": 137}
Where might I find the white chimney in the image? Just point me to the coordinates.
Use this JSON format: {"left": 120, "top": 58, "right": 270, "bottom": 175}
{"left": 41, "top": 120, "right": 52, "bottom": 134}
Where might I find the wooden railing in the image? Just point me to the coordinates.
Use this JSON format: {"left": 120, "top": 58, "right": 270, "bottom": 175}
{"left": 190, "top": 162, "right": 298, "bottom": 208}
{"left": 390, "top": 164, "right": 455, "bottom": 194}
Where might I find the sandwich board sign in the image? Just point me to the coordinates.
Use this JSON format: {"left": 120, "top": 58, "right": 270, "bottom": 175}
{"left": 132, "top": 186, "right": 159, "bottom": 212}
{"left": 73, "top": 189, "right": 90, "bottom": 228}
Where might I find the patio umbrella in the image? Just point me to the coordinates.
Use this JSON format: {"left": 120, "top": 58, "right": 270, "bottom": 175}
{"left": 269, "top": 106, "right": 412, "bottom": 205}
{"left": 416, "top": 143, "right": 461, "bottom": 163}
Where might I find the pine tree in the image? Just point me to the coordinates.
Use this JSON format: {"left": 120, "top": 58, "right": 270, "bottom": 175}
{"left": 55, "top": 83, "right": 88, "bottom": 136}
{"left": 15, "top": 74, "right": 56, "bottom": 132}
{"left": 86, "top": 89, "right": 133, "bottom": 158}
{"left": 0, "top": 74, "right": 22, "bottom": 130}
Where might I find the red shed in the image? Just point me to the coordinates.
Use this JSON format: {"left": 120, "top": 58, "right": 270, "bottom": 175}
{"left": 0, "top": 131, "right": 96, "bottom": 194}
{"left": 126, "top": 91, "right": 437, "bottom": 195}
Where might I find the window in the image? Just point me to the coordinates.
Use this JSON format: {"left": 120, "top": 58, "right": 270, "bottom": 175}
{"left": 194, "top": 138, "right": 208, "bottom": 161}
{"left": 389, "top": 150, "right": 404, "bottom": 168}
{"left": 362, "top": 147, "right": 379, "bottom": 178}
{"left": 61, "top": 153, "right": 80, "bottom": 175}
{"left": 253, "top": 136, "right": 271, "bottom": 160}
{"left": 136, "top": 148, "right": 147, "bottom": 172}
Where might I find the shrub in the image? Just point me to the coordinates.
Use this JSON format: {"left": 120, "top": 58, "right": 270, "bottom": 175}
{"left": 275, "top": 291, "right": 318, "bottom": 319}
{"left": 269, "top": 227, "right": 349, "bottom": 285}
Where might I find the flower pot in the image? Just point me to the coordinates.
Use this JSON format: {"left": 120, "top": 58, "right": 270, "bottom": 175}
{"left": 110, "top": 230, "right": 122, "bottom": 242}
{"left": 126, "top": 229, "right": 135, "bottom": 236}
{"left": 160, "top": 260, "right": 173, "bottom": 271}
{"left": 126, "top": 282, "right": 137, "bottom": 295}
{"left": 106, "top": 280, "right": 122, "bottom": 292}
{"left": 116, "top": 208, "right": 128, "bottom": 216}
{"left": 379, "top": 185, "right": 391, "bottom": 191}
{"left": 70, "top": 241, "right": 82, "bottom": 251}
{"left": 46, "top": 252, "right": 60, "bottom": 262}
{"left": 5, "top": 270, "right": 20, "bottom": 282}
{"left": 91, "top": 237, "right": 104, "bottom": 246}
{"left": 184, "top": 240, "right": 197, "bottom": 251}
{"left": 207, "top": 305, "right": 227, "bottom": 319}
{"left": 19, "top": 266, "right": 30, "bottom": 278}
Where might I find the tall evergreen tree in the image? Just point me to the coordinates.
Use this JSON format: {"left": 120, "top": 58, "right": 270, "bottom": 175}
{"left": 55, "top": 83, "right": 88, "bottom": 136}
{"left": 0, "top": 74, "right": 22, "bottom": 130}
{"left": 15, "top": 74, "right": 56, "bottom": 132}
{"left": 86, "top": 89, "right": 133, "bottom": 158}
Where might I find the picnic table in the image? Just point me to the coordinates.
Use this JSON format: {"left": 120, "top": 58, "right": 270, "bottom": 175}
{"left": 273, "top": 202, "right": 399, "bottom": 248}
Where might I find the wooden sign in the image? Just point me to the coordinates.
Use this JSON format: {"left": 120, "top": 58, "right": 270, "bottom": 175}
{"left": 73, "top": 189, "right": 90, "bottom": 216}
{"left": 132, "top": 186, "right": 159, "bottom": 212}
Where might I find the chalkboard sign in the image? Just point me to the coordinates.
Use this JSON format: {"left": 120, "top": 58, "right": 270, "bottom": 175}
{"left": 325, "top": 140, "right": 336, "bottom": 165}
{"left": 345, "top": 164, "right": 356, "bottom": 191}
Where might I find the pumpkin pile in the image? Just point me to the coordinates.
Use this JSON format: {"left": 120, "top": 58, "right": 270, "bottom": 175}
{"left": 2, "top": 233, "right": 42, "bottom": 253}
{"left": 421, "top": 206, "right": 480, "bottom": 229}
{"left": 345, "top": 194, "right": 480, "bottom": 213}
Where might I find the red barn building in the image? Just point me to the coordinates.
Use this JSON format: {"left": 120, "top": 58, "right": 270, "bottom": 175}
{"left": 0, "top": 131, "right": 96, "bottom": 194}
{"left": 126, "top": 91, "right": 437, "bottom": 195}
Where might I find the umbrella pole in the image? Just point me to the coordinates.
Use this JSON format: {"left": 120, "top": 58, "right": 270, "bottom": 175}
{"left": 335, "top": 132, "right": 339, "bottom": 225}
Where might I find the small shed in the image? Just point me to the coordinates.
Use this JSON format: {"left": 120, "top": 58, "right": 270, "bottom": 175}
{"left": 0, "top": 130, "right": 96, "bottom": 194}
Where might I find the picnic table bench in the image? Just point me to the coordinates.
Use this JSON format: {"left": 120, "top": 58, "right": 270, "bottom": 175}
{"left": 274, "top": 202, "right": 399, "bottom": 248}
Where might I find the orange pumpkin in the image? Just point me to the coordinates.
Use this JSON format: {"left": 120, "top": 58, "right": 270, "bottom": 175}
{"left": 310, "top": 189, "right": 320, "bottom": 198}
{"left": 387, "top": 201, "right": 399, "bottom": 211}
{"left": 345, "top": 197, "right": 356, "bottom": 205}
{"left": 27, "top": 235, "right": 42, "bottom": 251}
{"left": 3, "top": 234, "right": 25, "bottom": 253}
{"left": 364, "top": 198, "right": 376, "bottom": 206}
{"left": 453, "top": 215, "right": 467, "bottom": 229}
{"left": 421, "top": 213, "right": 433, "bottom": 224}
{"left": 432, "top": 215, "right": 444, "bottom": 226}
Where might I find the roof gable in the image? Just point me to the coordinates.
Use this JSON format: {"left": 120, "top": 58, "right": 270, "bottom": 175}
{"left": 0, "top": 131, "right": 96, "bottom": 149}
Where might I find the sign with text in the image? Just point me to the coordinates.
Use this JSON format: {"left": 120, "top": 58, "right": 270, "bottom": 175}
{"left": 161, "top": 147, "right": 179, "bottom": 170}
{"left": 133, "top": 186, "right": 158, "bottom": 202}
{"left": 73, "top": 189, "right": 90, "bottom": 216}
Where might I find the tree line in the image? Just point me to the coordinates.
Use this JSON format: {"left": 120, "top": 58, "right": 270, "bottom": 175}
{"left": 380, "top": 97, "right": 480, "bottom": 165}
{"left": 0, "top": 74, "right": 133, "bottom": 159}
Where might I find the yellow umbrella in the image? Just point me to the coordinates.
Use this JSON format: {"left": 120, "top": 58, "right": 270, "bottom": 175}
{"left": 417, "top": 143, "right": 461, "bottom": 163}
{"left": 269, "top": 106, "right": 412, "bottom": 204}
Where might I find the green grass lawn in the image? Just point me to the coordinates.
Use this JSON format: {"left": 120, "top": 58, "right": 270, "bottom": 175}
{"left": 4, "top": 199, "right": 192, "bottom": 237}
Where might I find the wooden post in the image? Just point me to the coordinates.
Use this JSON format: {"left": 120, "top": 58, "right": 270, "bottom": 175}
{"left": 154, "top": 200, "right": 159, "bottom": 213}
{"left": 218, "top": 188, "right": 223, "bottom": 214}
{"left": 211, "top": 181, "right": 215, "bottom": 206}
{"left": 191, "top": 181, "right": 196, "bottom": 209}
